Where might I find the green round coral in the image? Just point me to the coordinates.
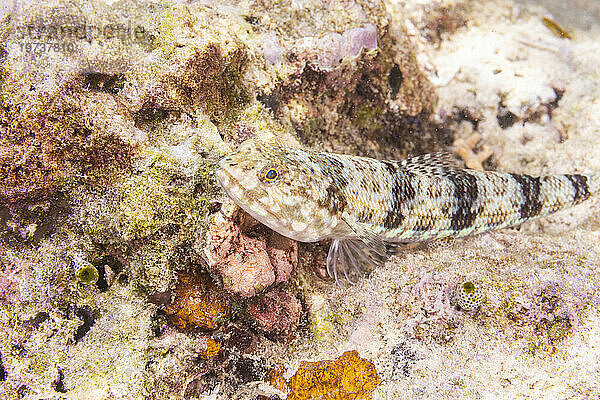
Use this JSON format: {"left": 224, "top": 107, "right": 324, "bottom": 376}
{"left": 77, "top": 263, "right": 99, "bottom": 285}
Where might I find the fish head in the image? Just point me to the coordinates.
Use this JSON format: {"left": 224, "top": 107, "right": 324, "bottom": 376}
{"left": 216, "top": 138, "right": 339, "bottom": 242}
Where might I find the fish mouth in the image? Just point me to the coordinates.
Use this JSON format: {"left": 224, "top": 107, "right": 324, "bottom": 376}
{"left": 216, "top": 166, "right": 285, "bottom": 229}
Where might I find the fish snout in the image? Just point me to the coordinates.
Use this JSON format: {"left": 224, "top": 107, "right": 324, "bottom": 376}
{"left": 217, "top": 156, "right": 229, "bottom": 170}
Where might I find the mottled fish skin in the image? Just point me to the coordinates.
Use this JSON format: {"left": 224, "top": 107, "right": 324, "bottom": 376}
{"left": 217, "top": 137, "right": 599, "bottom": 283}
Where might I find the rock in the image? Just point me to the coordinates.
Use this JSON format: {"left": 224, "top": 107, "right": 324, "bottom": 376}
{"left": 247, "top": 289, "right": 302, "bottom": 339}
{"left": 206, "top": 211, "right": 297, "bottom": 297}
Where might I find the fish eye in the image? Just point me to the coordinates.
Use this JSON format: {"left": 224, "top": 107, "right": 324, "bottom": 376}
{"left": 259, "top": 165, "right": 285, "bottom": 184}
{"left": 264, "top": 168, "right": 278, "bottom": 181}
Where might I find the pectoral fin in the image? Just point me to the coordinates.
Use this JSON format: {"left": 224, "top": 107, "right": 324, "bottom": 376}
{"left": 327, "top": 239, "right": 383, "bottom": 285}
{"left": 324, "top": 212, "right": 390, "bottom": 285}
{"left": 341, "top": 211, "right": 387, "bottom": 258}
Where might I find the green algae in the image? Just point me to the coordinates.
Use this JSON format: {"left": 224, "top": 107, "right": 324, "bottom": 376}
{"left": 118, "top": 150, "right": 210, "bottom": 241}
{"left": 354, "top": 104, "right": 384, "bottom": 130}
{"left": 311, "top": 311, "right": 353, "bottom": 340}
{"left": 129, "top": 237, "right": 179, "bottom": 294}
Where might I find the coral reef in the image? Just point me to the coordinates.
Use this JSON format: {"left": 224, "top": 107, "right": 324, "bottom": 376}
{"left": 420, "top": 2, "right": 467, "bottom": 44}
{"left": 244, "top": 0, "right": 442, "bottom": 159}
{"left": 247, "top": 289, "right": 303, "bottom": 340}
{"left": 0, "top": 0, "right": 599, "bottom": 399}
{"left": 0, "top": 85, "right": 137, "bottom": 204}
{"left": 117, "top": 151, "right": 211, "bottom": 241}
{"left": 289, "top": 23, "right": 378, "bottom": 69}
{"left": 0, "top": 256, "right": 29, "bottom": 304}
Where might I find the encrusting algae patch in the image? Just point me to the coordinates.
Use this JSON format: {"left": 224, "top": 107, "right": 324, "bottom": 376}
{"left": 165, "top": 271, "right": 231, "bottom": 331}
{"left": 271, "top": 350, "right": 381, "bottom": 400}
{"left": 197, "top": 337, "right": 222, "bottom": 360}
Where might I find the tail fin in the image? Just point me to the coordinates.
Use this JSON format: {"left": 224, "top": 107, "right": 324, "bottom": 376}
{"left": 589, "top": 173, "right": 600, "bottom": 197}
{"left": 564, "top": 173, "right": 598, "bottom": 205}
{"left": 534, "top": 172, "right": 598, "bottom": 219}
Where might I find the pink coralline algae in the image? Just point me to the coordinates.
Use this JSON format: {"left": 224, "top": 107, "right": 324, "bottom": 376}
{"left": 206, "top": 210, "right": 297, "bottom": 298}
{"left": 525, "top": 282, "right": 589, "bottom": 326}
{"left": 247, "top": 288, "right": 302, "bottom": 339}
{"left": 395, "top": 272, "right": 457, "bottom": 333}
{"left": 411, "top": 272, "right": 455, "bottom": 319}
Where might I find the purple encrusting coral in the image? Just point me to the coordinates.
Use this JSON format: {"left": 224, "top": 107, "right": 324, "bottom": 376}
{"left": 262, "top": 33, "right": 286, "bottom": 64}
{"left": 275, "top": 23, "right": 378, "bottom": 69}
{"left": 342, "top": 23, "right": 378, "bottom": 57}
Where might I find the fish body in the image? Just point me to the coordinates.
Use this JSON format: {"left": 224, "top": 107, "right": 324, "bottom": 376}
{"left": 217, "top": 137, "right": 599, "bottom": 282}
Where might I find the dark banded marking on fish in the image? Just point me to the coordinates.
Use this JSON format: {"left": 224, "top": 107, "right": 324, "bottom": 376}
{"left": 319, "top": 154, "right": 350, "bottom": 191}
{"left": 448, "top": 171, "right": 481, "bottom": 231}
{"left": 324, "top": 184, "right": 347, "bottom": 214}
{"left": 382, "top": 161, "right": 415, "bottom": 230}
{"left": 566, "top": 174, "right": 590, "bottom": 203}
{"left": 511, "top": 174, "right": 543, "bottom": 219}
